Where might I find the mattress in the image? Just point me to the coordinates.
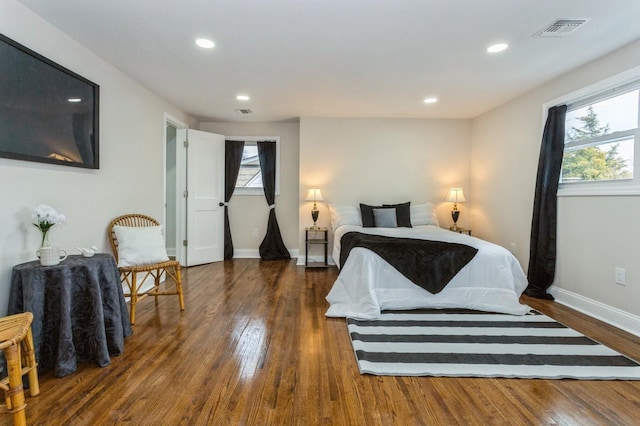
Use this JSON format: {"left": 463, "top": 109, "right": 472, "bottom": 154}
{"left": 326, "top": 225, "right": 530, "bottom": 318}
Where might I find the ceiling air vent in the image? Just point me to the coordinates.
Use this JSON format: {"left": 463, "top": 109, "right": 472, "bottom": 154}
{"left": 533, "top": 19, "right": 591, "bottom": 37}
{"left": 235, "top": 108, "right": 252, "bottom": 115}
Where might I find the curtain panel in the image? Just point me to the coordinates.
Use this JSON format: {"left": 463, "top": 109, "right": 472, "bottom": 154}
{"left": 224, "top": 140, "right": 245, "bottom": 259}
{"left": 526, "top": 105, "right": 567, "bottom": 299}
{"left": 257, "top": 141, "right": 290, "bottom": 260}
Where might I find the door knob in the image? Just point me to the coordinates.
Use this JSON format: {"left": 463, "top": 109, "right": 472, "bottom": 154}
{"left": 219, "top": 202, "right": 225, "bottom": 207}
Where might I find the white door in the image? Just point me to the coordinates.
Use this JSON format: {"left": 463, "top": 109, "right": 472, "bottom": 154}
{"left": 184, "top": 129, "right": 225, "bottom": 266}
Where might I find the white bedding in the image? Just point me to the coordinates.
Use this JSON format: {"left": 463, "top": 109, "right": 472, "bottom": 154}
{"left": 326, "top": 225, "right": 529, "bottom": 318}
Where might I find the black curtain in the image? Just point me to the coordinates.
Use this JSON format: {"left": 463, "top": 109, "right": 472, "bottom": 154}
{"left": 526, "top": 105, "right": 567, "bottom": 299}
{"left": 257, "top": 141, "right": 290, "bottom": 260}
{"left": 224, "top": 140, "right": 245, "bottom": 259}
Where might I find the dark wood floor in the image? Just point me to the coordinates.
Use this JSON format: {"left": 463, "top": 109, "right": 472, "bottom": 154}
{"left": 12, "top": 259, "right": 640, "bottom": 425}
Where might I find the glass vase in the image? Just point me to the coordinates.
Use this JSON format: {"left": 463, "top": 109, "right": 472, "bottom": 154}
{"left": 41, "top": 230, "right": 50, "bottom": 248}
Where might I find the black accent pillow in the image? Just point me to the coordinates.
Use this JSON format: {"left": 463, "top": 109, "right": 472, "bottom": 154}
{"left": 360, "top": 203, "right": 380, "bottom": 228}
{"left": 383, "top": 202, "right": 412, "bottom": 228}
{"left": 360, "top": 202, "right": 412, "bottom": 228}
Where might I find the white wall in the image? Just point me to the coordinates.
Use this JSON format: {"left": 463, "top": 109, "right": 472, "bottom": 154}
{"left": 0, "top": 1, "right": 195, "bottom": 315}
{"left": 471, "top": 40, "right": 640, "bottom": 325}
{"left": 299, "top": 117, "right": 472, "bottom": 258}
{"left": 198, "top": 121, "right": 300, "bottom": 256}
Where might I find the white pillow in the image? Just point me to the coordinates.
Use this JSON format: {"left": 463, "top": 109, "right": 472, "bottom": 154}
{"left": 113, "top": 225, "right": 170, "bottom": 267}
{"left": 328, "top": 204, "right": 362, "bottom": 232}
{"left": 410, "top": 203, "right": 440, "bottom": 227}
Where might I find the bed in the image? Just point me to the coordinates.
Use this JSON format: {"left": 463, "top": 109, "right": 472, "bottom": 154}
{"left": 325, "top": 203, "right": 530, "bottom": 319}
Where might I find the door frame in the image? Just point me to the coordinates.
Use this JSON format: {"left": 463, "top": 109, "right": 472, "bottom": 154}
{"left": 164, "top": 113, "right": 188, "bottom": 265}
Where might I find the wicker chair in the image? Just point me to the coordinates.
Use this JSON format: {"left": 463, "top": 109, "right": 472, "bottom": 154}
{"left": 0, "top": 312, "right": 39, "bottom": 426}
{"left": 108, "top": 214, "right": 185, "bottom": 325}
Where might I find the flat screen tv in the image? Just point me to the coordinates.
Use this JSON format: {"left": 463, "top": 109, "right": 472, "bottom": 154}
{"left": 0, "top": 33, "right": 99, "bottom": 169}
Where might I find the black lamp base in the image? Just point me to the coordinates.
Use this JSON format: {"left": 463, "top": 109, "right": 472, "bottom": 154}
{"left": 310, "top": 208, "right": 320, "bottom": 230}
{"left": 451, "top": 210, "right": 460, "bottom": 230}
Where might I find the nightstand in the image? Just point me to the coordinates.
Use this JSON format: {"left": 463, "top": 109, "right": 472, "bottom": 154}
{"left": 305, "top": 227, "right": 328, "bottom": 268}
{"left": 449, "top": 227, "right": 472, "bottom": 236}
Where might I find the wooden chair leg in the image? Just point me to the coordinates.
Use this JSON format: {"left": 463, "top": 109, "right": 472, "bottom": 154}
{"left": 176, "top": 265, "right": 185, "bottom": 311}
{"left": 154, "top": 270, "right": 161, "bottom": 305}
{"left": 4, "top": 344, "right": 27, "bottom": 426}
{"left": 130, "top": 272, "right": 138, "bottom": 325}
{"left": 23, "top": 327, "right": 39, "bottom": 397}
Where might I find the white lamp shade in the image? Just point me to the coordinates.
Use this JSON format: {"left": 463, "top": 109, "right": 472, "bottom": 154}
{"left": 305, "top": 188, "right": 323, "bottom": 202}
{"left": 445, "top": 187, "right": 466, "bottom": 203}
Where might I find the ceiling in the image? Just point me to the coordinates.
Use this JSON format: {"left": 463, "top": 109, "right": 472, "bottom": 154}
{"left": 16, "top": 0, "right": 640, "bottom": 122}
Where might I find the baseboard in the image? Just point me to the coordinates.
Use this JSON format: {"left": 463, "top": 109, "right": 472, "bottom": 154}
{"left": 549, "top": 287, "right": 640, "bottom": 337}
{"left": 233, "top": 249, "right": 299, "bottom": 259}
{"left": 296, "top": 256, "right": 337, "bottom": 267}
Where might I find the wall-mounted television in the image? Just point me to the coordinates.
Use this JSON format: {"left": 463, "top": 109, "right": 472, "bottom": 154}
{"left": 0, "top": 33, "right": 99, "bottom": 169}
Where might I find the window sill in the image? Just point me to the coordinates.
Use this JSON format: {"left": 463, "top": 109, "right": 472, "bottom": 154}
{"left": 234, "top": 189, "right": 264, "bottom": 196}
{"left": 558, "top": 181, "right": 640, "bottom": 197}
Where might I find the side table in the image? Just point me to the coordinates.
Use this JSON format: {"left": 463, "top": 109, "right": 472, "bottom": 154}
{"left": 305, "top": 227, "right": 328, "bottom": 268}
{"left": 449, "top": 227, "right": 472, "bottom": 236}
{"left": 8, "top": 254, "right": 132, "bottom": 377}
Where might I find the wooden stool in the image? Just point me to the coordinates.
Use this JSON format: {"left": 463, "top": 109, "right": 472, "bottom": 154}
{"left": 0, "top": 313, "right": 40, "bottom": 426}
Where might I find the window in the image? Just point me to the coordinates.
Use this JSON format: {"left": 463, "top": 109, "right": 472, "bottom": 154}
{"left": 236, "top": 143, "right": 262, "bottom": 189}
{"left": 556, "top": 73, "right": 640, "bottom": 196}
{"left": 232, "top": 137, "right": 280, "bottom": 195}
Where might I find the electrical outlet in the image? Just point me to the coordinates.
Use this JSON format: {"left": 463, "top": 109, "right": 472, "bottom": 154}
{"left": 252, "top": 228, "right": 259, "bottom": 237}
{"left": 615, "top": 267, "right": 626, "bottom": 286}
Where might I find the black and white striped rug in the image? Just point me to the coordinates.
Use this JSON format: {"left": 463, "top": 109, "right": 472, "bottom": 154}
{"left": 347, "top": 310, "right": 640, "bottom": 379}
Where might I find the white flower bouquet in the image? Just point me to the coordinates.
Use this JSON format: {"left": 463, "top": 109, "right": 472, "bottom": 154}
{"left": 32, "top": 204, "right": 66, "bottom": 247}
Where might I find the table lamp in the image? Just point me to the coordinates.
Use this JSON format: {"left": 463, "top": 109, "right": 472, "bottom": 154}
{"left": 445, "top": 187, "right": 466, "bottom": 231}
{"left": 305, "top": 188, "right": 323, "bottom": 230}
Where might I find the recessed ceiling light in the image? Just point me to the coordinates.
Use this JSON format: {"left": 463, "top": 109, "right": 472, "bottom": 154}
{"left": 67, "top": 98, "right": 82, "bottom": 103}
{"left": 423, "top": 97, "right": 438, "bottom": 104}
{"left": 487, "top": 43, "right": 508, "bottom": 53}
{"left": 195, "top": 38, "right": 215, "bottom": 49}
{"left": 236, "top": 95, "right": 250, "bottom": 101}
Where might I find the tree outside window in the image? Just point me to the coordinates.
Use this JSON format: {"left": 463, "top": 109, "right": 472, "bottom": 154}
{"left": 561, "top": 89, "right": 638, "bottom": 183}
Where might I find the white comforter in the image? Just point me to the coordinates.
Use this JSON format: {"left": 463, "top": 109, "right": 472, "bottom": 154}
{"left": 326, "top": 225, "right": 529, "bottom": 318}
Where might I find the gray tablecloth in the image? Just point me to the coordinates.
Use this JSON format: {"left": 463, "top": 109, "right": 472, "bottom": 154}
{"left": 9, "top": 254, "right": 133, "bottom": 377}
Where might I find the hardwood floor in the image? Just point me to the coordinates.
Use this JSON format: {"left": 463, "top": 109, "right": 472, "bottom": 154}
{"left": 13, "top": 259, "right": 640, "bottom": 425}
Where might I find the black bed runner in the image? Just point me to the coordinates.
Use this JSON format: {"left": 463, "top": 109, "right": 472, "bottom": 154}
{"left": 339, "top": 232, "right": 478, "bottom": 294}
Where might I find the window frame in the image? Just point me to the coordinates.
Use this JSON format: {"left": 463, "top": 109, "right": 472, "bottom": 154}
{"left": 231, "top": 136, "right": 281, "bottom": 196}
{"left": 544, "top": 65, "right": 640, "bottom": 197}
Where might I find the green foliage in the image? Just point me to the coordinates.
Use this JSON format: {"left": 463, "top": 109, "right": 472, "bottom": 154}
{"left": 566, "top": 106, "right": 609, "bottom": 142}
{"left": 562, "top": 106, "right": 630, "bottom": 181}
